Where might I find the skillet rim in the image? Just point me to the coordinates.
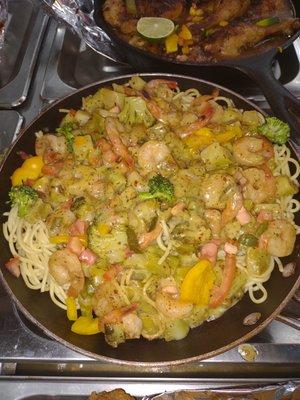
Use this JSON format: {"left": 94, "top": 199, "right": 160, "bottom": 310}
{"left": 0, "top": 72, "right": 299, "bottom": 367}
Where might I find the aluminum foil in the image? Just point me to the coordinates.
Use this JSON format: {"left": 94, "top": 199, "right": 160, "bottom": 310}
{"left": 39, "top": 0, "right": 126, "bottom": 63}
{"left": 0, "top": 0, "right": 7, "bottom": 52}
{"left": 143, "top": 381, "right": 300, "bottom": 400}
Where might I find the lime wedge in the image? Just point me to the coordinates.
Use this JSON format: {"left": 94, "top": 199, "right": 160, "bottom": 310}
{"left": 137, "top": 17, "right": 175, "bottom": 40}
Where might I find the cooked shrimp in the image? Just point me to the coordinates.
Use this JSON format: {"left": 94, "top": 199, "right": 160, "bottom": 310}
{"left": 92, "top": 280, "right": 124, "bottom": 318}
{"left": 35, "top": 134, "right": 67, "bottom": 157}
{"left": 221, "top": 191, "right": 243, "bottom": 226}
{"left": 242, "top": 167, "right": 276, "bottom": 204}
{"left": 97, "top": 138, "right": 118, "bottom": 165}
{"left": 155, "top": 289, "right": 193, "bottom": 319}
{"left": 101, "top": 304, "right": 142, "bottom": 339}
{"left": 49, "top": 249, "right": 84, "bottom": 297}
{"left": 105, "top": 117, "right": 134, "bottom": 168}
{"left": 200, "top": 173, "right": 237, "bottom": 210}
{"left": 101, "top": 304, "right": 137, "bottom": 326}
{"left": 233, "top": 136, "right": 274, "bottom": 166}
{"left": 122, "top": 313, "right": 143, "bottom": 339}
{"left": 178, "top": 102, "right": 214, "bottom": 138}
{"left": 145, "top": 79, "right": 178, "bottom": 97}
{"left": 146, "top": 101, "right": 167, "bottom": 122}
{"left": 137, "top": 140, "right": 173, "bottom": 172}
{"left": 259, "top": 219, "right": 296, "bottom": 257}
{"left": 138, "top": 223, "right": 162, "bottom": 249}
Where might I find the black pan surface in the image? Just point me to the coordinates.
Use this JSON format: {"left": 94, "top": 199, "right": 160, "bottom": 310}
{"left": 0, "top": 74, "right": 299, "bottom": 366}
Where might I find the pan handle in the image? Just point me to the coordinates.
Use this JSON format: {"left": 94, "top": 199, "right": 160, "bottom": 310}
{"left": 235, "top": 56, "right": 300, "bottom": 151}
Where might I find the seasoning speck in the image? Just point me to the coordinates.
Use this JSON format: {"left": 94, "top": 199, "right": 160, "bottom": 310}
{"left": 238, "top": 343, "right": 258, "bottom": 362}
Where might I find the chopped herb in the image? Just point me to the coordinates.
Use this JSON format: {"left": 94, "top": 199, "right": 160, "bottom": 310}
{"left": 56, "top": 122, "right": 74, "bottom": 152}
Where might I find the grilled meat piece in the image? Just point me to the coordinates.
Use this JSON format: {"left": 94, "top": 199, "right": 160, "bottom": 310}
{"left": 246, "top": 0, "right": 293, "bottom": 20}
{"left": 136, "top": 0, "right": 186, "bottom": 20}
{"left": 103, "top": 0, "right": 127, "bottom": 27}
{"left": 193, "top": 0, "right": 251, "bottom": 29}
{"left": 89, "top": 389, "right": 135, "bottom": 400}
{"left": 103, "top": 0, "right": 186, "bottom": 30}
{"left": 204, "top": 18, "right": 300, "bottom": 57}
{"left": 194, "top": 0, "right": 222, "bottom": 13}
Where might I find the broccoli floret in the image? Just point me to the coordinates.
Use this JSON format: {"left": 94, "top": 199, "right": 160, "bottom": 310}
{"left": 56, "top": 122, "right": 74, "bottom": 152}
{"left": 140, "top": 174, "right": 174, "bottom": 202}
{"left": 258, "top": 117, "right": 290, "bottom": 145}
{"left": 119, "top": 97, "right": 155, "bottom": 127}
{"left": 9, "top": 185, "right": 38, "bottom": 218}
{"left": 88, "top": 222, "right": 128, "bottom": 264}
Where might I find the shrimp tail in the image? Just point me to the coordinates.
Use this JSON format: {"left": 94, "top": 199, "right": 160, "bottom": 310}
{"left": 138, "top": 224, "right": 162, "bottom": 250}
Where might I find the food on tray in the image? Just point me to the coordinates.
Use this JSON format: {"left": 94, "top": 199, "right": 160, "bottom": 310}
{"left": 102, "top": 0, "right": 300, "bottom": 62}
{"left": 89, "top": 389, "right": 135, "bottom": 400}
{"left": 86, "top": 382, "right": 300, "bottom": 400}
{"left": 3, "top": 77, "right": 299, "bottom": 347}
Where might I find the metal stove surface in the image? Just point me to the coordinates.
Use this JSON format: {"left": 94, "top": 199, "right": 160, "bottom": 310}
{"left": 0, "top": 13, "right": 300, "bottom": 376}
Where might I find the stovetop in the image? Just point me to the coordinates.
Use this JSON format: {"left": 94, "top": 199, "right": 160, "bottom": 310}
{"left": 0, "top": 1, "right": 299, "bottom": 377}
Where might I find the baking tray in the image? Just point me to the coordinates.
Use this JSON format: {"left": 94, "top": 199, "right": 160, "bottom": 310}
{"left": 0, "top": 377, "right": 299, "bottom": 400}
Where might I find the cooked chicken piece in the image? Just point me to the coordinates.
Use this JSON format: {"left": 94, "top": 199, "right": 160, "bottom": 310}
{"left": 192, "top": 0, "right": 251, "bottom": 30}
{"left": 103, "top": 0, "right": 186, "bottom": 30}
{"left": 204, "top": 18, "right": 300, "bottom": 57}
{"left": 246, "top": 0, "right": 293, "bottom": 20}
{"left": 194, "top": 0, "right": 222, "bottom": 13}
{"left": 89, "top": 389, "right": 135, "bottom": 400}
{"left": 103, "top": 0, "right": 127, "bottom": 27}
{"left": 136, "top": 0, "right": 186, "bottom": 20}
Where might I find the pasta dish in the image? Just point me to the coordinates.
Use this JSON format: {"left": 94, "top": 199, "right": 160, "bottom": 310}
{"left": 3, "top": 77, "right": 299, "bottom": 347}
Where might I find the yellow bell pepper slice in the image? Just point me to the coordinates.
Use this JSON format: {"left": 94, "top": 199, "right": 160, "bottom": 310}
{"left": 66, "top": 297, "right": 78, "bottom": 321}
{"left": 180, "top": 259, "right": 215, "bottom": 306}
{"left": 11, "top": 168, "right": 29, "bottom": 186}
{"left": 165, "top": 33, "right": 178, "bottom": 53}
{"left": 215, "top": 131, "right": 236, "bottom": 143}
{"left": 71, "top": 316, "right": 100, "bottom": 335}
{"left": 216, "top": 125, "right": 243, "bottom": 143}
{"left": 50, "top": 234, "right": 87, "bottom": 246}
{"left": 50, "top": 235, "right": 69, "bottom": 244}
{"left": 179, "top": 25, "right": 192, "bottom": 41}
{"left": 182, "top": 46, "right": 190, "bottom": 55}
{"left": 22, "top": 155, "right": 44, "bottom": 172}
{"left": 184, "top": 128, "right": 213, "bottom": 150}
{"left": 11, "top": 156, "right": 44, "bottom": 186}
{"left": 219, "top": 20, "right": 228, "bottom": 27}
{"left": 194, "top": 127, "right": 212, "bottom": 137}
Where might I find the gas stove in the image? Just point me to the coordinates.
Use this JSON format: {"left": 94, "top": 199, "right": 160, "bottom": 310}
{"left": 0, "top": 0, "right": 299, "bottom": 382}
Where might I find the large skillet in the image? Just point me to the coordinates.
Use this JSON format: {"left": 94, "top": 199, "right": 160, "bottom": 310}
{"left": 0, "top": 74, "right": 299, "bottom": 366}
{"left": 92, "top": 0, "right": 300, "bottom": 145}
